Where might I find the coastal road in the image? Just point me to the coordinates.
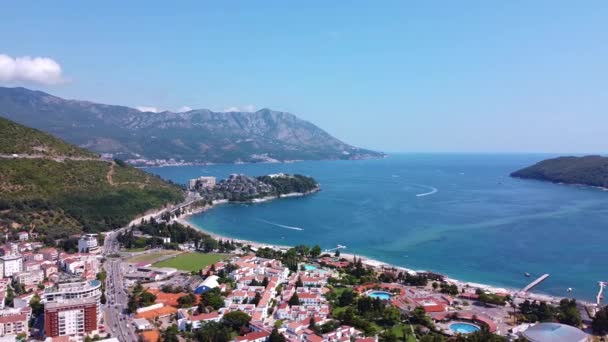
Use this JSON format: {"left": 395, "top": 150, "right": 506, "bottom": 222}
{"left": 103, "top": 230, "right": 138, "bottom": 342}
{"left": 100, "top": 194, "right": 199, "bottom": 341}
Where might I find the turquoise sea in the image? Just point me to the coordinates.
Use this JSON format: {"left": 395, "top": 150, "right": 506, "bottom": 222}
{"left": 145, "top": 154, "right": 608, "bottom": 301}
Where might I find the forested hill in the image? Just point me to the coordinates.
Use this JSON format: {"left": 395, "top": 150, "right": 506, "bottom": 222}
{"left": 0, "top": 86, "right": 384, "bottom": 165}
{"left": 0, "top": 117, "right": 184, "bottom": 243}
{"left": 256, "top": 174, "right": 320, "bottom": 195}
{"left": 510, "top": 155, "right": 608, "bottom": 188}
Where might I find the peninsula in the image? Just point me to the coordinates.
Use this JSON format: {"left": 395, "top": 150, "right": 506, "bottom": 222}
{"left": 188, "top": 173, "right": 319, "bottom": 206}
{"left": 510, "top": 155, "right": 608, "bottom": 188}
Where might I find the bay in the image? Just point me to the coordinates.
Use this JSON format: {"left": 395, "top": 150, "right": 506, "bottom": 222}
{"left": 145, "top": 154, "right": 608, "bottom": 301}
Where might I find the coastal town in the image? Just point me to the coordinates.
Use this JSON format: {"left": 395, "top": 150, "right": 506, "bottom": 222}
{"left": 0, "top": 172, "right": 603, "bottom": 342}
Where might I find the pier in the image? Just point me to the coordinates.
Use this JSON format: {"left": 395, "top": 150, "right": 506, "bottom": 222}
{"left": 521, "top": 273, "right": 550, "bottom": 293}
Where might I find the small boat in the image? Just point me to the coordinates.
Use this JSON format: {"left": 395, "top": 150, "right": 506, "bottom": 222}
{"left": 567, "top": 288, "right": 573, "bottom": 292}
{"left": 524, "top": 272, "right": 531, "bottom": 277}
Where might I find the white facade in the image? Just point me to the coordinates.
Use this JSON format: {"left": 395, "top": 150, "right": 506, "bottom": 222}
{"left": 14, "top": 270, "right": 44, "bottom": 286}
{"left": 58, "top": 308, "right": 85, "bottom": 336}
{"left": 0, "top": 254, "right": 23, "bottom": 278}
{"left": 44, "top": 279, "right": 102, "bottom": 322}
{"left": 78, "top": 234, "right": 99, "bottom": 253}
{"left": 188, "top": 176, "right": 216, "bottom": 190}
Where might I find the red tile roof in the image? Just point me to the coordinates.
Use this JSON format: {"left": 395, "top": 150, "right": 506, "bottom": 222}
{"left": 235, "top": 331, "right": 270, "bottom": 341}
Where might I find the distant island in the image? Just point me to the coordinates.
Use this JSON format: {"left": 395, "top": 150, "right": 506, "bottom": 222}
{"left": 510, "top": 155, "right": 608, "bottom": 188}
{"left": 190, "top": 173, "right": 320, "bottom": 205}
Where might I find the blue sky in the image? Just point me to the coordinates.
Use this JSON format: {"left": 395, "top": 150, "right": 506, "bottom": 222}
{"left": 1, "top": 1, "right": 607, "bottom": 153}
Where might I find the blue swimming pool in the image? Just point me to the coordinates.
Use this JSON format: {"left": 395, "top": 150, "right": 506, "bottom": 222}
{"left": 367, "top": 291, "right": 392, "bottom": 300}
{"left": 303, "top": 265, "right": 317, "bottom": 271}
{"left": 449, "top": 322, "right": 480, "bottom": 334}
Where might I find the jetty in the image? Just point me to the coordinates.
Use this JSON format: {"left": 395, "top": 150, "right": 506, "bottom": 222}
{"left": 521, "top": 273, "right": 550, "bottom": 293}
{"left": 597, "top": 281, "right": 607, "bottom": 306}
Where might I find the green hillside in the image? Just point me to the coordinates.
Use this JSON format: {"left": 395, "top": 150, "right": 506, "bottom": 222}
{"left": 0, "top": 116, "right": 96, "bottom": 157}
{"left": 0, "top": 117, "right": 184, "bottom": 242}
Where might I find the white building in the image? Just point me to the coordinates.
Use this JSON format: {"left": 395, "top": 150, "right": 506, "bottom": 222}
{"left": 44, "top": 278, "right": 102, "bottom": 323}
{"left": 188, "top": 176, "right": 216, "bottom": 190}
{"left": 44, "top": 297, "right": 98, "bottom": 338}
{"left": 0, "top": 254, "right": 23, "bottom": 278}
{"left": 78, "top": 234, "right": 99, "bottom": 253}
{"left": 14, "top": 270, "right": 44, "bottom": 286}
{"left": 17, "top": 232, "right": 28, "bottom": 241}
{"left": 0, "top": 312, "right": 28, "bottom": 337}
{"left": 177, "top": 310, "right": 221, "bottom": 331}
{"left": 133, "top": 318, "right": 152, "bottom": 331}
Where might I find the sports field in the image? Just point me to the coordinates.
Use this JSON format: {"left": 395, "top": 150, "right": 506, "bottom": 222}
{"left": 152, "top": 252, "right": 225, "bottom": 272}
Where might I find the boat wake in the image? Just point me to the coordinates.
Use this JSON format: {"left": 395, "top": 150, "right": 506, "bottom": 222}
{"left": 415, "top": 186, "right": 438, "bottom": 197}
{"left": 257, "top": 219, "right": 304, "bottom": 231}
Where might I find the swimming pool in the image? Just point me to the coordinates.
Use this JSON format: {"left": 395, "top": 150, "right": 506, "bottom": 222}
{"left": 449, "top": 322, "right": 480, "bottom": 334}
{"left": 367, "top": 291, "right": 393, "bottom": 300}
{"left": 303, "top": 265, "right": 317, "bottom": 271}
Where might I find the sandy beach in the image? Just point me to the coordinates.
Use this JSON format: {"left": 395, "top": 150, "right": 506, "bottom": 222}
{"left": 173, "top": 206, "right": 588, "bottom": 306}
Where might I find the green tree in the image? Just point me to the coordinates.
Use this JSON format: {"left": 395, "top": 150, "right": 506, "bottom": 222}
{"left": 195, "top": 321, "right": 232, "bottom": 342}
{"left": 308, "top": 316, "right": 318, "bottom": 334}
{"left": 161, "top": 325, "right": 179, "bottom": 342}
{"left": 311, "top": 245, "right": 322, "bottom": 258}
{"left": 29, "top": 294, "right": 44, "bottom": 316}
{"left": 288, "top": 293, "right": 301, "bottom": 306}
{"left": 5, "top": 286, "right": 14, "bottom": 307}
{"left": 251, "top": 292, "right": 262, "bottom": 306}
{"left": 177, "top": 293, "right": 197, "bottom": 308}
{"left": 138, "top": 291, "right": 157, "bottom": 307}
{"left": 379, "top": 330, "right": 399, "bottom": 342}
{"left": 557, "top": 299, "right": 581, "bottom": 327}
{"left": 338, "top": 289, "right": 356, "bottom": 307}
{"left": 200, "top": 288, "right": 224, "bottom": 310}
{"left": 269, "top": 327, "right": 286, "bottom": 342}
{"left": 221, "top": 310, "right": 251, "bottom": 331}
{"left": 382, "top": 306, "right": 401, "bottom": 326}
{"left": 592, "top": 305, "right": 608, "bottom": 334}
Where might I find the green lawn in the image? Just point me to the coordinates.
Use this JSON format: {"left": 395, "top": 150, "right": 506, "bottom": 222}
{"left": 127, "top": 250, "right": 181, "bottom": 263}
{"left": 152, "top": 252, "right": 226, "bottom": 272}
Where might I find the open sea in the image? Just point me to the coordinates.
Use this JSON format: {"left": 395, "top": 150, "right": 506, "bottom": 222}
{"left": 145, "top": 154, "right": 608, "bottom": 301}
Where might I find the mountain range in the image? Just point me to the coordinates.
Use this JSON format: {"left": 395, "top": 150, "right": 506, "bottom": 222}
{"left": 0, "top": 87, "right": 383, "bottom": 165}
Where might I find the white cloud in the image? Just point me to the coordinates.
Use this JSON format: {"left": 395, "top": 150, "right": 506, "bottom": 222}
{"left": 177, "top": 105, "right": 192, "bottom": 112}
{"left": 135, "top": 106, "right": 159, "bottom": 113}
{"left": 223, "top": 104, "right": 256, "bottom": 112}
{"left": 0, "top": 54, "right": 66, "bottom": 85}
{"left": 223, "top": 106, "right": 240, "bottom": 112}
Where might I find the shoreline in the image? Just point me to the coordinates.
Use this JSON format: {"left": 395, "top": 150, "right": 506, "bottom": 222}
{"left": 175, "top": 208, "right": 591, "bottom": 306}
